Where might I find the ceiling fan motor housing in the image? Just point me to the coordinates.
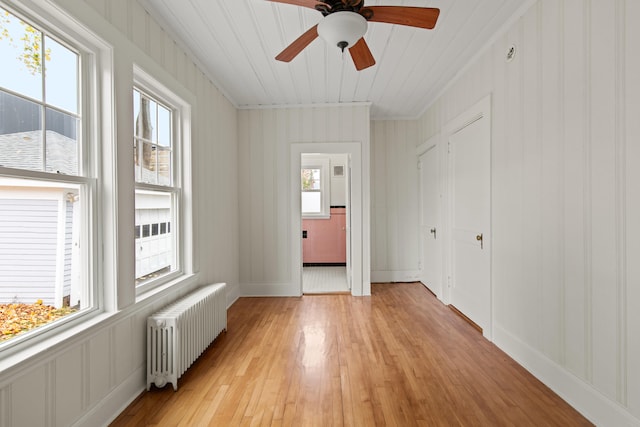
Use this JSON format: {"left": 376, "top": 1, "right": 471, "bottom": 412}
{"left": 317, "top": 11, "right": 368, "bottom": 51}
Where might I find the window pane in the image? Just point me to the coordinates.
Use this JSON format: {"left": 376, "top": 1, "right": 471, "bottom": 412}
{"left": 0, "top": 177, "right": 88, "bottom": 342}
{"left": 157, "top": 105, "right": 170, "bottom": 147}
{"left": 0, "top": 8, "right": 43, "bottom": 101}
{"left": 301, "top": 168, "right": 320, "bottom": 190}
{"left": 44, "top": 36, "right": 78, "bottom": 114}
{"left": 134, "top": 94, "right": 155, "bottom": 141}
{"left": 301, "top": 191, "right": 321, "bottom": 214}
{"left": 157, "top": 147, "right": 171, "bottom": 186}
{"left": 0, "top": 90, "right": 43, "bottom": 171}
{"left": 135, "top": 189, "right": 175, "bottom": 286}
{"left": 45, "top": 107, "right": 77, "bottom": 175}
{"left": 141, "top": 142, "right": 158, "bottom": 184}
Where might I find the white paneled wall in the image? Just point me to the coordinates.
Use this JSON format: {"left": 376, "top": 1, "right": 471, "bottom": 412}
{"left": 0, "top": 0, "right": 239, "bottom": 425}
{"left": 238, "top": 105, "right": 370, "bottom": 295}
{"left": 370, "top": 120, "right": 422, "bottom": 283}
{"left": 417, "top": 0, "right": 640, "bottom": 424}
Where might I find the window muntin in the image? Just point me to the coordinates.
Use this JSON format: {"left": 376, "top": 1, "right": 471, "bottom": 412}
{"left": 0, "top": 5, "right": 94, "bottom": 345}
{"left": 133, "top": 87, "right": 180, "bottom": 289}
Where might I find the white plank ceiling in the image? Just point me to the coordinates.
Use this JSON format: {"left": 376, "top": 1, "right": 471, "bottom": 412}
{"left": 140, "top": 0, "right": 532, "bottom": 119}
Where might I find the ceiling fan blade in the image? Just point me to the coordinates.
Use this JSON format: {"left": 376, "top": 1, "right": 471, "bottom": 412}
{"left": 362, "top": 6, "right": 440, "bottom": 29}
{"left": 276, "top": 24, "right": 319, "bottom": 62}
{"left": 349, "top": 38, "right": 375, "bottom": 71}
{"left": 266, "top": 0, "right": 326, "bottom": 10}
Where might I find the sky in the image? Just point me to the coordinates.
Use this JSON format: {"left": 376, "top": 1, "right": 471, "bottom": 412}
{"left": 0, "top": 6, "right": 78, "bottom": 116}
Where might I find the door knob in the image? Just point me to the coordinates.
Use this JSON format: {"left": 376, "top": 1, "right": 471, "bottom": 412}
{"left": 476, "top": 233, "right": 483, "bottom": 249}
{"left": 430, "top": 228, "right": 437, "bottom": 239}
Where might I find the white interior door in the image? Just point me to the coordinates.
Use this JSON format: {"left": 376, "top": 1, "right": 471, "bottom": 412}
{"left": 419, "top": 145, "right": 442, "bottom": 298}
{"left": 449, "top": 112, "right": 491, "bottom": 337}
{"left": 346, "top": 155, "right": 352, "bottom": 290}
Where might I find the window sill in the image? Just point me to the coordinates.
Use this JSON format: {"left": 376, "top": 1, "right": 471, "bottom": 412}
{"left": 0, "top": 273, "right": 198, "bottom": 381}
{"left": 135, "top": 272, "right": 198, "bottom": 304}
{"left": 302, "top": 214, "right": 331, "bottom": 220}
{"left": 0, "top": 308, "right": 114, "bottom": 378}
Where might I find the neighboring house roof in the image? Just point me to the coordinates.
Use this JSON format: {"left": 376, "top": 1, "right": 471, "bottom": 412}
{"left": 0, "top": 130, "right": 77, "bottom": 175}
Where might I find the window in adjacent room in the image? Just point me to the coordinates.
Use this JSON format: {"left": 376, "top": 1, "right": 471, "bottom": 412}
{"left": 301, "top": 155, "right": 330, "bottom": 218}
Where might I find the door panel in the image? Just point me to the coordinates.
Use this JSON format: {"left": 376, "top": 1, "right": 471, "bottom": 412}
{"left": 419, "top": 146, "right": 442, "bottom": 298}
{"left": 449, "top": 115, "right": 491, "bottom": 336}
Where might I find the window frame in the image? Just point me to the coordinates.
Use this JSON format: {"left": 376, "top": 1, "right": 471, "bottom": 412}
{"left": 301, "top": 155, "right": 330, "bottom": 219}
{"left": 0, "top": 0, "right": 104, "bottom": 353}
{"left": 133, "top": 66, "right": 193, "bottom": 296}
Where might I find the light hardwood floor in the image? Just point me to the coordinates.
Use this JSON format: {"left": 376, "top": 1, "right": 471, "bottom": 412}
{"left": 111, "top": 283, "right": 592, "bottom": 426}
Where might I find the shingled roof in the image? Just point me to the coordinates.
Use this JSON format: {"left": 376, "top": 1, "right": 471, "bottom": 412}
{"left": 0, "top": 131, "right": 77, "bottom": 175}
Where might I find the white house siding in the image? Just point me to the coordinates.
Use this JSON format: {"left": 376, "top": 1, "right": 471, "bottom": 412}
{"left": 415, "top": 0, "right": 640, "bottom": 424}
{"left": 63, "top": 199, "right": 73, "bottom": 305}
{"left": 0, "top": 1, "right": 239, "bottom": 426}
{"left": 0, "top": 198, "right": 58, "bottom": 306}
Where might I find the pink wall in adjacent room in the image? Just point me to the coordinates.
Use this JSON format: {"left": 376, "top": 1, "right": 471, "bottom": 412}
{"left": 302, "top": 208, "right": 346, "bottom": 263}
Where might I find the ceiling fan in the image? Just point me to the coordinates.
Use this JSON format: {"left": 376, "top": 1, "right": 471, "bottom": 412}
{"left": 268, "top": 0, "right": 440, "bottom": 71}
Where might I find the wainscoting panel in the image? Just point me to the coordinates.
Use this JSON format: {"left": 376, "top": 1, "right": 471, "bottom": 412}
{"left": 55, "top": 347, "right": 84, "bottom": 427}
{"left": 88, "top": 328, "right": 111, "bottom": 409}
{"left": 7, "top": 366, "right": 46, "bottom": 427}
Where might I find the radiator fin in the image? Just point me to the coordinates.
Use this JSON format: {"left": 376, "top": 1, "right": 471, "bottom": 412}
{"left": 146, "top": 282, "right": 227, "bottom": 390}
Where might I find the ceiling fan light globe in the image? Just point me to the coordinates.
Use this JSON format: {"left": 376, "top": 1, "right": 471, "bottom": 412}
{"left": 317, "top": 11, "right": 368, "bottom": 51}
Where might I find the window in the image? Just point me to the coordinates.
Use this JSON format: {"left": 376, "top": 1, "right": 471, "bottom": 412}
{"left": 301, "top": 155, "right": 330, "bottom": 218}
{"left": 0, "top": 4, "right": 95, "bottom": 345}
{"left": 301, "top": 167, "right": 321, "bottom": 213}
{"left": 133, "top": 80, "right": 185, "bottom": 291}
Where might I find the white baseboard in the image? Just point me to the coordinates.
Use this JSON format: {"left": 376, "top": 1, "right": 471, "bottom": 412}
{"left": 226, "top": 282, "right": 241, "bottom": 308}
{"left": 73, "top": 365, "right": 145, "bottom": 427}
{"left": 240, "top": 282, "right": 301, "bottom": 297}
{"left": 493, "top": 324, "right": 640, "bottom": 426}
{"left": 371, "top": 270, "right": 421, "bottom": 283}
{"left": 418, "top": 281, "right": 444, "bottom": 302}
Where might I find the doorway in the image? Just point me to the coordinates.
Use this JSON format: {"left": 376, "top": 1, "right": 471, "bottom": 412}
{"left": 418, "top": 140, "right": 443, "bottom": 299}
{"left": 446, "top": 96, "right": 492, "bottom": 339}
{"left": 301, "top": 153, "right": 350, "bottom": 294}
{"left": 290, "top": 142, "right": 367, "bottom": 296}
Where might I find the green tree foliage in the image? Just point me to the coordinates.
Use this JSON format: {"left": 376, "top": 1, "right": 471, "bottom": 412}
{"left": 0, "top": 9, "right": 51, "bottom": 75}
{"left": 301, "top": 168, "right": 314, "bottom": 190}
